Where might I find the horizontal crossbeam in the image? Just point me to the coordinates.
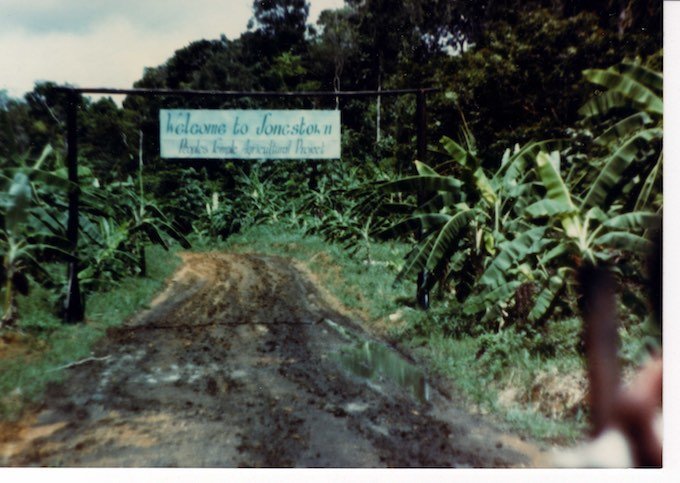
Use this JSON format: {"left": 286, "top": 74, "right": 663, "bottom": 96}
{"left": 54, "top": 86, "right": 439, "bottom": 98}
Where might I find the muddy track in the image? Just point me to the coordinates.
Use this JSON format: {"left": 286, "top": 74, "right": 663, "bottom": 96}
{"left": 2, "top": 252, "right": 546, "bottom": 467}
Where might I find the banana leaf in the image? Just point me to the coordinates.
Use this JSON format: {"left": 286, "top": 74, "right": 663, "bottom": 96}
{"left": 478, "top": 226, "right": 547, "bottom": 290}
{"left": 425, "top": 209, "right": 474, "bottom": 272}
{"left": 635, "top": 153, "right": 662, "bottom": 211}
{"left": 578, "top": 91, "right": 630, "bottom": 119}
{"left": 594, "top": 112, "right": 653, "bottom": 147}
{"left": 619, "top": 61, "right": 663, "bottom": 94}
{"left": 535, "top": 151, "right": 581, "bottom": 239}
{"left": 396, "top": 232, "right": 437, "bottom": 283}
{"left": 463, "top": 280, "right": 522, "bottom": 316}
{"left": 528, "top": 274, "right": 565, "bottom": 322}
{"left": 439, "top": 135, "right": 470, "bottom": 166}
{"left": 582, "top": 69, "right": 663, "bottom": 114}
{"left": 414, "top": 160, "right": 438, "bottom": 176}
{"left": 525, "top": 199, "right": 578, "bottom": 218}
{"left": 603, "top": 212, "right": 659, "bottom": 231}
{"left": 583, "top": 128, "right": 662, "bottom": 209}
{"left": 594, "top": 231, "right": 653, "bottom": 253}
{"left": 500, "top": 139, "right": 567, "bottom": 188}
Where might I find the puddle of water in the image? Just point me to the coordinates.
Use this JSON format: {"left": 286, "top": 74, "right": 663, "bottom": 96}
{"left": 334, "top": 339, "right": 431, "bottom": 404}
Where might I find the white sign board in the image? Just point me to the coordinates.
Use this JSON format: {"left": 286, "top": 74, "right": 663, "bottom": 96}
{"left": 159, "top": 109, "right": 341, "bottom": 159}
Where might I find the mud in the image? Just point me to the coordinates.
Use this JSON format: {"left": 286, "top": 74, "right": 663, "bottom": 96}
{"left": 1, "top": 252, "right": 547, "bottom": 467}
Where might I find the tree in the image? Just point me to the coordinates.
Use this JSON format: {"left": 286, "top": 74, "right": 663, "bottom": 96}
{"left": 433, "top": 9, "right": 635, "bottom": 164}
{"left": 315, "top": 8, "right": 359, "bottom": 107}
{"left": 164, "top": 39, "right": 228, "bottom": 89}
{"left": 80, "top": 97, "right": 134, "bottom": 183}
{"left": 345, "top": 0, "right": 424, "bottom": 141}
{"left": 0, "top": 94, "right": 32, "bottom": 160}
{"left": 248, "top": 0, "right": 310, "bottom": 56}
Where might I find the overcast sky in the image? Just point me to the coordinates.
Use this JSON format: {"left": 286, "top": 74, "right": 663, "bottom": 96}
{"left": 0, "top": 0, "right": 344, "bottom": 100}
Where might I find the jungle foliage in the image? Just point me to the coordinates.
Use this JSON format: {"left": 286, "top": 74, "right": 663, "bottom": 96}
{"left": 373, "top": 56, "right": 662, "bottom": 358}
{"left": 0, "top": 0, "right": 662, "bottom": 426}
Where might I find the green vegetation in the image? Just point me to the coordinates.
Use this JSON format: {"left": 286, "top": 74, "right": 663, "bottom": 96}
{"left": 0, "top": 0, "right": 661, "bottom": 443}
{"left": 0, "top": 245, "right": 179, "bottom": 419}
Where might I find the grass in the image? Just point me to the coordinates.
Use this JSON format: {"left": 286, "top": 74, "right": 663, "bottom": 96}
{"left": 192, "top": 223, "right": 587, "bottom": 443}
{"left": 424, "top": 333, "right": 586, "bottom": 442}
{"left": 0, "top": 244, "right": 180, "bottom": 420}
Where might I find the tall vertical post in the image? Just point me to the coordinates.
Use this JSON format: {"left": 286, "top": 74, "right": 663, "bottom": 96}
{"left": 416, "top": 90, "right": 430, "bottom": 310}
{"left": 65, "top": 90, "right": 84, "bottom": 322}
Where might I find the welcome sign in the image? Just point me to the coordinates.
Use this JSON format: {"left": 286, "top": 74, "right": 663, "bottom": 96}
{"left": 159, "top": 109, "right": 341, "bottom": 159}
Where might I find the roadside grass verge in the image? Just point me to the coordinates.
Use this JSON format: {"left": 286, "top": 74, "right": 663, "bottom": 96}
{"left": 424, "top": 333, "right": 586, "bottom": 442}
{"left": 192, "top": 223, "right": 586, "bottom": 444}
{"left": 0, "top": 245, "right": 180, "bottom": 421}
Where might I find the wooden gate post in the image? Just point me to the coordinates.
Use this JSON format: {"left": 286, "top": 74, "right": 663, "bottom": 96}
{"left": 65, "top": 89, "right": 84, "bottom": 323}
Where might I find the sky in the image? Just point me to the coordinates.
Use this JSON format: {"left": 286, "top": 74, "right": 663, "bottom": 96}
{"left": 0, "top": 0, "right": 344, "bottom": 100}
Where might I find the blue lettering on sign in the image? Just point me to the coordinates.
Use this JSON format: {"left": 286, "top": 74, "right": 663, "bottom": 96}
{"left": 178, "top": 138, "right": 208, "bottom": 155}
{"left": 160, "top": 109, "right": 340, "bottom": 159}
{"left": 256, "top": 113, "right": 323, "bottom": 136}
{"left": 212, "top": 139, "right": 237, "bottom": 155}
{"left": 166, "top": 112, "right": 227, "bottom": 136}
{"left": 295, "top": 139, "right": 325, "bottom": 156}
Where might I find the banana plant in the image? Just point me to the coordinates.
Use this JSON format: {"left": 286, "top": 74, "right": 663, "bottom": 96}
{"left": 511, "top": 58, "right": 663, "bottom": 322}
{"left": 76, "top": 216, "right": 138, "bottom": 290}
{"left": 116, "top": 187, "right": 190, "bottom": 276}
{"left": 375, "top": 139, "right": 480, "bottom": 296}
{"left": 375, "top": 133, "right": 567, "bottom": 305}
{"left": 1, "top": 149, "right": 75, "bottom": 327}
{"left": 34, "top": 173, "right": 191, "bottom": 282}
{"left": 473, "top": 150, "right": 659, "bottom": 326}
{"left": 467, "top": 58, "right": 663, "bottom": 327}
{"left": 532, "top": 151, "right": 655, "bottom": 260}
{"left": 578, "top": 57, "right": 662, "bottom": 212}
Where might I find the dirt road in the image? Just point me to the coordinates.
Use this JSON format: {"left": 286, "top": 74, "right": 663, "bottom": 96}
{"left": 1, "top": 252, "right": 546, "bottom": 467}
